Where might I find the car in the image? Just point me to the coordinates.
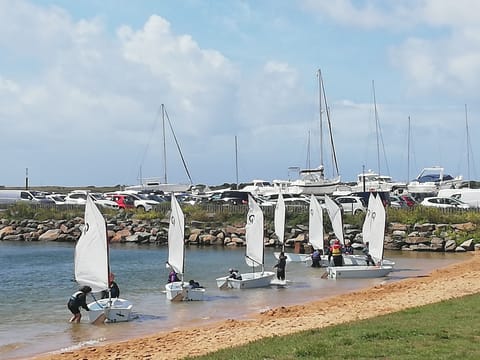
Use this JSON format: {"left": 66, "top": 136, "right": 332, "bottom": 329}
{"left": 64, "top": 191, "right": 119, "bottom": 209}
{"left": 0, "top": 190, "right": 55, "bottom": 204}
{"left": 209, "top": 191, "right": 251, "bottom": 205}
{"left": 46, "top": 194, "right": 67, "bottom": 205}
{"left": 399, "top": 194, "right": 417, "bottom": 207}
{"left": 335, "top": 196, "right": 366, "bottom": 214}
{"left": 420, "top": 197, "right": 470, "bottom": 209}
{"left": 389, "top": 195, "right": 408, "bottom": 209}
{"left": 104, "top": 192, "right": 156, "bottom": 211}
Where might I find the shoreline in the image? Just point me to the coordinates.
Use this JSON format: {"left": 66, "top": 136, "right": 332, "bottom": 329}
{"left": 30, "top": 252, "right": 480, "bottom": 360}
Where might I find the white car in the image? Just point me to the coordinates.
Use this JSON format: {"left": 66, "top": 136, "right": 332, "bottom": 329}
{"left": 420, "top": 197, "right": 470, "bottom": 209}
{"left": 105, "top": 191, "right": 158, "bottom": 211}
{"left": 335, "top": 196, "right": 366, "bottom": 215}
{"left": 64, "top": 191, "right": 119, "bottom": 209}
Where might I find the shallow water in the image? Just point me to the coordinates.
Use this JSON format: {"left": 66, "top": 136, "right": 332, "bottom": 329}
{"left": 0, "top": 242, "right": 468, "bottom": 359}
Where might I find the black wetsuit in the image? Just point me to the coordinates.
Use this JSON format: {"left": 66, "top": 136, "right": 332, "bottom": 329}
{"left": 67, "top": 291, "right": 89, "bottom": 315}
{"left": 274, "top": 256, "right": 287, "bottom": 280}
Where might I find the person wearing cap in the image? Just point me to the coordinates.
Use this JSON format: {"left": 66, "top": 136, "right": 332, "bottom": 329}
{"left": 329, "top": 239, "right": 343, "bottom": 267}
{"left": 67, "top": 285, "right": 91, "bottom": 323}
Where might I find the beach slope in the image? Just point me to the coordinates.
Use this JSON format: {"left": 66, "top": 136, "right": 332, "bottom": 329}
{"left": 33, "top": 253, "right": 480, "bottom": 360}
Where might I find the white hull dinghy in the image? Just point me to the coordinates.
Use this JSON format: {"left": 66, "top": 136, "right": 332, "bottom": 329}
{"left": 75, "top": 195, "right": 133, "bottom": 323}
{"left": 326, "top": 193, "right": 393, "bottom": 279}
{"left": 216, "top": 196, "right": 275, "bottom": 289}
{"left": 165, "top": 195, "right": 205, "bottom": 301}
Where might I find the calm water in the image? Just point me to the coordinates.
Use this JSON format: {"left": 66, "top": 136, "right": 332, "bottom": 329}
{"left": 0, "top": 242, "right": 468, "bottom": 360}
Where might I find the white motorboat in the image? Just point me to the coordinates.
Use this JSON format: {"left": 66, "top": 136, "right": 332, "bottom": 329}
{"left": 407, "top": 166, "right": 462, "bottom": 195}
{"left": 165, "top": 195, "right": 205, "bottom": 301}
{"left": 327, "top": 193, "right": 394, "bottom": 279}
{"left": 216, "top": 196, "right": 275, "bottom": 289}
{"left": 74, "top": 196, "right": 133, "bottom": 323}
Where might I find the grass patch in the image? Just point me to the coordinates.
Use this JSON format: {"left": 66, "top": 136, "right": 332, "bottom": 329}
{"left": 189, "top": 293, "right": 480, "bottom": 359}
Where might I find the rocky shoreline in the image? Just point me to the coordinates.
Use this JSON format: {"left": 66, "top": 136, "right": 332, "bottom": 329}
{"left": 1, "top": 215, "right": 479, "bottom": 254}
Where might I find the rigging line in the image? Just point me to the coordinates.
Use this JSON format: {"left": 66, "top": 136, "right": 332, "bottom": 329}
{"left": 139, "top": 106, "right": 162, "bottom": 170}
{"left": 163, "top": 107, "right": 194, "bottom": 185}
{"left": 321, "top": 77, "right": 339, "bottom": 177}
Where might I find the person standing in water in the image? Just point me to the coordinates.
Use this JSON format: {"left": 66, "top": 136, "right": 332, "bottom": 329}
{"left": 67, "top": 286, "right": 91, "bottom": 323}
{"left": 273, "top": 251, "right": 287, "bottom": 280}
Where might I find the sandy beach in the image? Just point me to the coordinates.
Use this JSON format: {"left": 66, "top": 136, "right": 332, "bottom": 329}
{"left": 32, "top": 252, "right": 480, "bottom": 360}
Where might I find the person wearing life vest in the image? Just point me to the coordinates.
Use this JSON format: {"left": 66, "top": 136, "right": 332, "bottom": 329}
{"left": 330, "top": 239, "right": 343, "bottom": 266}
{"left": 67, "top": 285, "right": 91, "bottom": 323}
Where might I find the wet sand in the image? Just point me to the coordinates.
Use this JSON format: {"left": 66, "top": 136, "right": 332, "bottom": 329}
{"left": 32, "top": 252, "right": 480, "bottom": 360}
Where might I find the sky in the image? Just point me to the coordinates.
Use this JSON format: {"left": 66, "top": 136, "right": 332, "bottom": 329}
{"left": 1, "top": 0, "right": 479, "bottom": 188}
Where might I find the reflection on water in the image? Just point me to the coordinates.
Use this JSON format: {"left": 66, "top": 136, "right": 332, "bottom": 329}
{"left": 0, "top": 242, "right": 469, "bottom": 359}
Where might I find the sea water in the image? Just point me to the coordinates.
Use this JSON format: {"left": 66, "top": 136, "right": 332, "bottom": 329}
{"left": 0, "top": 241, "right": 468, "bottom": 359}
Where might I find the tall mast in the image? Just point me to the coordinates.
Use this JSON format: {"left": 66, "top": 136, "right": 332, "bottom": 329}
{"left": 317, "top": 69, "right": 324, "bottom": 168}
{"left": 161, "top": 104, "right": 167, "bottom": 184}
{"left": 407, "top": 116, "right": 411, "bottom": 183}
{"left": 465, "top": 104, "right": 470, "bottom": 185}
{"left": 235, "top": 135, "right": 239, "bottom": 189}
{"left": 372, "top": 80, "right": 381, "bottom": 176}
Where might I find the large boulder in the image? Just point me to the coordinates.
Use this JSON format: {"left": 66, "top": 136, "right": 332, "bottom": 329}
{"left": 38, "top": 229, "right": 62, "bottom": 241}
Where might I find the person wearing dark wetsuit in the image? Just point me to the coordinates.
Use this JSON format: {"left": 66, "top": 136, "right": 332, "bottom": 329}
{"left": 68, "top": 286, "right": 91, "bottom": 323}
{"left": 273, "top": 252, "right": 287, "bottom": 280}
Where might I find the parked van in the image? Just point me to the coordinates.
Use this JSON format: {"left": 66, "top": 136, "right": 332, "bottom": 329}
{"left": 449, "top": 189, "right": 480, "bottom": 208}
{"left": 0, "top": 190, "right": 55, "bottom": 204}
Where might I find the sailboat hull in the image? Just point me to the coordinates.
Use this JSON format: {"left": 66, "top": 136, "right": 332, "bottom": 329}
{"left": 216, "top": 271, "right": 275, "bottom": 289}
{"left": 326, "top": 265, "right": 393, "bottom": 279}
{"left": 87, "top": 298, "right": 133, "bottom": 323}
{"left": 165, "top": 282, "right": 205, "bottom": 301}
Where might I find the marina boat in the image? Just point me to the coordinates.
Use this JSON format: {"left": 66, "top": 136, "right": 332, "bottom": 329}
{"left": 308, "top": 194, "right": 330, "bottom": 267}
{"left": 75, "top": 196, "right": 133, "bottom": 323}
{"left": 126, "top": 104, "right": 193, "bottom": 194}
{"left": 165, "top": 195, "right": 205, "bottom": 301}
{"left": 337, "top": 170, "right": 406, "bottom": 194}
{"left": 216, "top": 195, "right": 275, "bottom": 289}
{"left": 326, "top": 193, "right": 394, "bottom": 279}
{"left": 407, "top": 166, "right": 463, "bottom": 196}
{"left": 290, "top": 69, "right": 341, "bottom": 196}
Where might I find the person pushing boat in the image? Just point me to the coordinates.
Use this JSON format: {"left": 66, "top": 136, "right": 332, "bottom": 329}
{"left": 67, "top": 286, "right": 91, "bottom": 323}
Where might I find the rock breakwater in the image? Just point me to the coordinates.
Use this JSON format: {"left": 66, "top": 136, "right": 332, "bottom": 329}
{"left": 0, "top": 217, "right": 479, "bottom": 253}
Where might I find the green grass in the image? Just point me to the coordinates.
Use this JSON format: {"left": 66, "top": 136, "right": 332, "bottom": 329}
{"left": 188, "top": 293, "right": 480, "bottom": 359}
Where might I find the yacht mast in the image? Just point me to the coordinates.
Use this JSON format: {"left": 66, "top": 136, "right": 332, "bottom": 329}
{"left": 161, "top": 104, "right": 167, "bottom": 184}
{"left": 317, "top": 69, "right": 323, "bottom": 168}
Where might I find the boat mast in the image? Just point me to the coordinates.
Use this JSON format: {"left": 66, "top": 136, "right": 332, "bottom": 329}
{"left": 321, "top": 73, "right": 340, "bottom": 177}
{"left": 317, "top": 69, "right": 324, "bottom": 168}
{"left": 235, "top": 135, "right": 239, "bottom": 189}
{"left": 465, "top": 104, "right": 470, "bottom": 186}
{"left": 372, "top": 80, "right": 381, "bottom": 176}
{"left": 161, "top": 104, "right": 168, "bottom": 184}
{"left": 407, "top": 116, "right": 411, "bottom": 183}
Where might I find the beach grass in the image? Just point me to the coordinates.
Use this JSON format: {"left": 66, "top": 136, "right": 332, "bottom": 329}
{"left": 189, "top": 293, "right": 480, "bottom": 359}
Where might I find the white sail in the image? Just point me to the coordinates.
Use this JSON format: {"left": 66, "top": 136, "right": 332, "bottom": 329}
{"left": 74, "top": 195, "right": 109, "bottom": 293}
{"left": 308, "top": 194, "right": 324, "bottom": 250}
{"left": 245, "top": 195, "right": 264, "bottom": 267}
{"left": 324, "top": 195, "right": 344, "bottom": 244}
{"left": 362, "top": 193, "right": 376, "bottom": 243}
{"left": 367, "top": 194, "right": 386, "bottom": 262}
{"left": 167, "top": 195, "right": 185, "bottom": 275}
{"left": 274, "top": 193, "right": 285, "bottom": 244}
